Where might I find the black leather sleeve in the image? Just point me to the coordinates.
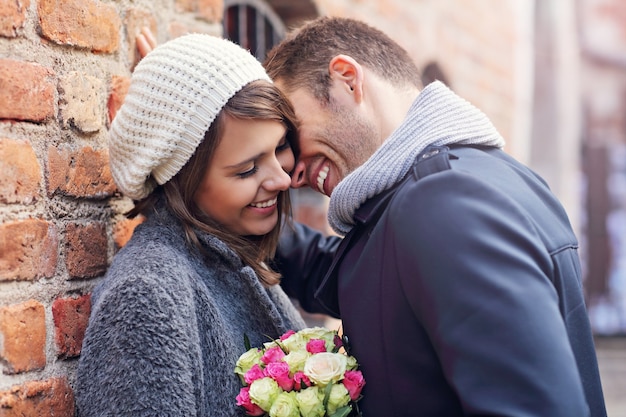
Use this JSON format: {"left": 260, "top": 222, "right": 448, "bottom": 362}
{"left": 275, "top": 222, "right": 342, "bottom": 317}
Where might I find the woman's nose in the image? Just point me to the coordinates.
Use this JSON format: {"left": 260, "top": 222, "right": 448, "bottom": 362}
{"left": 264, "top": 159, "right": 293, "bottom": 191}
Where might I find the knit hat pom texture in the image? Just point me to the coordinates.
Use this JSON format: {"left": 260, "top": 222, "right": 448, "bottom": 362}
{"left": 109, "top": 34, "right": 271, "bottom": 200}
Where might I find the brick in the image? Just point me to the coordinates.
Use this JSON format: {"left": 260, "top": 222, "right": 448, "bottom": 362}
{"left": 107, "top": 75, "right": 130, "bottom": 123}
{"left": 0, "top": 300, "right": 46, "bottom": 374}
{"left": 65, "top": 222, "right": 108, "bottom": 279}
{"left": 124, "top": 8, "right": 158, "bottom": 69}
{"left": 52, "top": 294, "right": 91, "bottom": 358}
{"left": 0, "top": 377, "right": 75, "bottom": 417}
{"left": 197, "top": 0, "right": 223, "bottom": 22}
{"left": 0, "top": 138, "right": 42, "bottom": 204}
{"left": 0, "top": 219, "right": 58, "bottom": 281}
{"left": 175, "top": 0, "right": 195, "bottom": 13}
{"left": 59, "top": 71, "right": 105, "bottom": 133}
{"left": 0, "top": 0, "right": 30, "bottom": 37}
{"left": 0, "top": 59, "right": 55, "bottom": 122}
{"left": 113, "top": 215, "right": 144, "bottom": 249}
{"left": 38, "top": 0, "right": 121, "bottom": 53}
{"left": 47, "top": 145, "right": 116, "bottom": 199}
{"left": 168, "top": 21, "right": 191, "bottom": 39}
{"left": 168, "top": 20, "right": 216, "bottom": 39}
{"left": 175, "top": 0, "right": 223, "bottom": 22}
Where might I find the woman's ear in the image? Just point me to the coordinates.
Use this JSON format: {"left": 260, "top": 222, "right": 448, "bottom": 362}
{"left": 329, "top": 54, "right": 364, "bottom": 103}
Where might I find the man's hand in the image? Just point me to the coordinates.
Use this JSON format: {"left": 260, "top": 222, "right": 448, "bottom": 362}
{"left": 136, "top": 26, "right": 157, "bottom": 59}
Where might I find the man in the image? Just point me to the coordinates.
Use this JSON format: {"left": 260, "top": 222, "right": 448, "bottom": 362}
{"left": 265, "top": 17, "right": 607, "bottom": 416}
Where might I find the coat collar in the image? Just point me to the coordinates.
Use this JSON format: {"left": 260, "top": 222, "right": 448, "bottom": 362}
{"left": 313, "top": 172, "right": 412, "bottom": 316}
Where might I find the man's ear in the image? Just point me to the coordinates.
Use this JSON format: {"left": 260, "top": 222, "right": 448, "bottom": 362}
{"left": 329, "top": 54, "right": 364, "bottom": 102}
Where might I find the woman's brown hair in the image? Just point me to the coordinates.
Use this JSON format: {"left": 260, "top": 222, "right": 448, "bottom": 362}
{"left": 128, "top": 80, "right": 299, "bottom": 286}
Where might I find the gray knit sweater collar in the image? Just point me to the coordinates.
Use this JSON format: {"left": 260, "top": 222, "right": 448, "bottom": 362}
{"left": 327, "top": 81, "right": 506, "bottom": 235}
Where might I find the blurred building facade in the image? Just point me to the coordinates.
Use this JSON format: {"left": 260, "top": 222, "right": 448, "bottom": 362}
{"left": 230, "top": 0, "right": 626, "bottom": 334}
{"left": 578, "top": 0, "right": 626, "bottom": 334}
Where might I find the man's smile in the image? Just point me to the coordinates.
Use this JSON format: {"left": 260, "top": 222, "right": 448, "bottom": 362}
{"left": 316, "top": 165, "right": 329, "bottom": 194}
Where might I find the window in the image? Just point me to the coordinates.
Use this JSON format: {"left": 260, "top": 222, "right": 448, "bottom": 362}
{"left": 223, "top": 0, "right": 286, "bottom": 61}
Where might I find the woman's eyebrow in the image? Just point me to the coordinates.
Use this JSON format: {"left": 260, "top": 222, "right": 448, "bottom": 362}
{"left": 224, "top": 152, "right": 263, "bottom": 169}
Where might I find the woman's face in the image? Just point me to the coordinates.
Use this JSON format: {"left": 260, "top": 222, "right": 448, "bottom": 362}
{"left": 194, "top": 115, "right": 294, "bottom": 236}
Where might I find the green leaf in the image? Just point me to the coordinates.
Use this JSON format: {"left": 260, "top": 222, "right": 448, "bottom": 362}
{"left": 260, "top": 333, "right": 289, "bottom": 354}
{"left": 274, "top": 339, "right": 288, "bottom": 354}
{"left": 323, "top": 383, "right": 332, "bottom": 410}
{"left": 244, "top": 334, "right": 251, "bottom": 351}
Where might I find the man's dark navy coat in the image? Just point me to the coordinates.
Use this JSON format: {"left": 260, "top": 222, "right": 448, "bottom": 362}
{"left": 278, "top": 145, "right": 607, "bottom": 417}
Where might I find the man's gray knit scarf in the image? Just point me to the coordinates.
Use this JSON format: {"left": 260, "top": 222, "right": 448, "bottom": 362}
{"left": 327, "top": 81, "right": 506, "bottom": 235}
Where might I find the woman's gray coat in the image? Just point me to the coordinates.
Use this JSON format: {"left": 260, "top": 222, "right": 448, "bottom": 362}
{"left": 76, "top": 203, "right": 305, "bottom": 416}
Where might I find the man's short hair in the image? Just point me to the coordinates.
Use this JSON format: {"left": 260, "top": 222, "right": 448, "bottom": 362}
{"left": 264, "top": 16, "right": 422, "bottom": 103}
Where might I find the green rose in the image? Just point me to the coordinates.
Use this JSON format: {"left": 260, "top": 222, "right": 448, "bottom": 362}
{"left": 269, "top": 391, "right": 299, "bottom": 417}
{"left": 326, "top": 384, "right": 351, "bottom": 416}
{"left": 304, "top": 352, "right": 347, "bottom": 386}
{"left": 345, "top": 355, "right": 358, "bottom": 371}
{"left": 299, "top": 327, "right": 337, "bottom": 350}
{"left": 295, "top": 386, "right": 325, "bottom": 417}
{"left": 249, "top": 377, "right": 281, "bottom": 411}
{"left": 263, "top": 340, "right": 280, "bottom": 350}
{"left": 281, "top": 332, "right": 306, "bottom": 353}
{"left": 234, "top": 348, "right": 263, "bottom": 379}
{"left": 284, "top": 349, "right": 310, "bottom": 373}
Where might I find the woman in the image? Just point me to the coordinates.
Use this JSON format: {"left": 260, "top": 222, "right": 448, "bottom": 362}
{"left": 75, "top": 34, "right": 306, "bottom": 416}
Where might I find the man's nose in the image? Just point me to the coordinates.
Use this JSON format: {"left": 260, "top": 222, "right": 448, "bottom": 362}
{"left": 290, "top": 161, "right": 308, "bottom": 188}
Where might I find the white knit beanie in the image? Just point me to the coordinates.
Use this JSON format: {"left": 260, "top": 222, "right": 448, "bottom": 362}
{"left": 109, "top": 34, "right": 271, "bottom": 200}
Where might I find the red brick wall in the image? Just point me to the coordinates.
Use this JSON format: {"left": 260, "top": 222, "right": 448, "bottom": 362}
{"left": 0, "top": 0, "right": 223, "bottom": 414}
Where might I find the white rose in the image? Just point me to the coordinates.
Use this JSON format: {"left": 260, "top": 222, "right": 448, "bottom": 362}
{"left": 303, "top": 352, "right": 347, "bottom": 386}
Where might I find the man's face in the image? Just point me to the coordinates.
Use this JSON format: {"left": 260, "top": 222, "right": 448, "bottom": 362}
{"left": 281, "top": 85, "right": 379, "bottom": 197}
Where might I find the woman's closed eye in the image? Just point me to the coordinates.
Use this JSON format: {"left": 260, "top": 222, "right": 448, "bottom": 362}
{"left": 275, "top": 140, "right": 291, "bottom": 154}
{"left": 236, "top": 165, "right": 258, "bottom": 178}
{"left": 235, "top": 138, "right": 291, "bottom": 179}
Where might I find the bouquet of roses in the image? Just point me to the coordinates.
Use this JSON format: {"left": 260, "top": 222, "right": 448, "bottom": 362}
{"left": 234, "top": 327, "right": 365, "bottom": 417}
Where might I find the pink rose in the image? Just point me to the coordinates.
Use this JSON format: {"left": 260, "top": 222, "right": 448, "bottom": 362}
{"left": 244, "top": 364, "right": 266, "bottom": 385}
{"left": 293, "top": 371, "right": 312, "bottom": 391}
{"left": 261, "top": 346, "right": 285, "bottom": 364}
{"left": 306, "top": 339, "right": 327, "bottom": 354}
{"left": 236, "top": 387, "right": 264, "bottom": 416}
{"left": 265, "top": 361, "right": 294, "bottom": 391}
{"left": 342, "top": 370, "right": 366, "bottom": 401}
{"left": 280, "top": 330, "right": 296, "bottom": 341}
